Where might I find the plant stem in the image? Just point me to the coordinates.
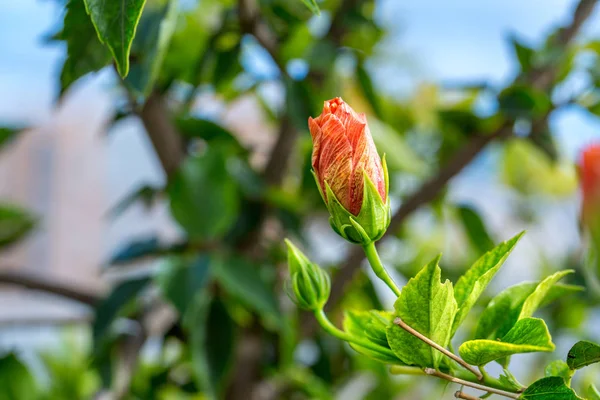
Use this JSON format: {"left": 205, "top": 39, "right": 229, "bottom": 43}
{"left": 394, "top": 317, "right": 483, "bottom": 380}
{"left": 314, "top": 309, "right": 398, "bottom": 359}
{"left": 424, "top": 369, "right": 519, "bottom": 399}
{"left": 362, "top": 241, "right": 401, "bottom": 296}
{"left": 389, "top": 366, "right": 522, "bottom": 398}
{"left": 455, "top": 391, "right": 482, "bottom": 400}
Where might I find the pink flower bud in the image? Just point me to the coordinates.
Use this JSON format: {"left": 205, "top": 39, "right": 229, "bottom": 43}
{"left": 309, "top": 97, "right": 386, "bottom": 216}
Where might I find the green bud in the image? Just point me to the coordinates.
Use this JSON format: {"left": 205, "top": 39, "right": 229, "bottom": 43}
{"left": 314, "top": 157, "right": 391, "bottom": 245}
{"left": 285, "top": 239, "right": 330, "bottom": 311}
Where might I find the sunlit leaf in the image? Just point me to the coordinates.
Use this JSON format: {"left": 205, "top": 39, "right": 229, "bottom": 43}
{"left": 386, "top": 256, "right": 457, "bottom": 368}
{"left": 475, "top": 271, "right": 577, "bottom": 340}
{"left": 459, "top": 318, "right": 554, "bottom": 366}
{"left": 452, "top": 232, "right": 523, "bottom": 335}
{"left": 83, "top": 0, "right": 147, "bottom": 77}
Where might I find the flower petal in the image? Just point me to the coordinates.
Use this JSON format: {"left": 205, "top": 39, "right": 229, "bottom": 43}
{"left": 318, "top": 114, "right": 353, "bottom": 209}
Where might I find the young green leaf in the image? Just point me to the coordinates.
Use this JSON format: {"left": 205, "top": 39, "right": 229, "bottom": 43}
{"left": 544, "top": 360, "right": 572, "bottom": 382}
{"left": 343, "top": 310, "right": 400, "bottom": 364}
{"left": 452, "top": 232, "right": 523, "bottom": 335}
{"left": 83, "top": 0, "right": 147, "bottom": 77}
{"left": 566, "top": 340, "right": 600, "bottom": 370}
{"left": 58, "top": 0, "right": 111, "bottom": 93}
{"left": 386, "top": 256, "right": 457, "bottom": 368}
{"left": 476, "top": 276, "right": 579, "bottom": 340}
{"left": 459, "top": 317, "right": 554, "bottom": 366}
{"left": 519, "top": 270, "right": 574, "bottom": 319}
{"left": 589, "top": 384, "right": 600, "bottom": 400}
{"left": 519, "top": 376, "right": 582, "bottom": 400}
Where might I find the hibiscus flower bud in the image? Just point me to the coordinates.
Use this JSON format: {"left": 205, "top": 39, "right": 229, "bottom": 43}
{"left": 580, "top": 144, "right": 600, "bottom": 273}
{"left": 285, "top": 239, "right": 330, "bottom": 311}
{"left": 309, "top": 97, "right": 390, "bottom": 244}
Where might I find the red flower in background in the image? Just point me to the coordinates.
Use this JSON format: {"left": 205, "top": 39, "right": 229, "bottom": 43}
{"left": 581, "top": 144, "right": 600, "bottom": 225}
{"left": 308, "top": 97, "right": 386, "bottom": 216}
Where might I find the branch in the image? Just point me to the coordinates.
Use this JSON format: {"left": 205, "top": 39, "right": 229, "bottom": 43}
{"left": 394, "top": 317, "right": 482, "bottom": 380}
{"left": 424, "top": 369, "right": 519, "bottom": 399}
{"left": 321, "top": 0, "right": 597, "bottom": 314}
{"left": 455, "top": 391, "right": 482, "bottom": 400}
{"left": 0, "top": 270, "right": 101, "bottom": 306}
{"left": 138, "top": 91, "right": 185, "bottom": 179}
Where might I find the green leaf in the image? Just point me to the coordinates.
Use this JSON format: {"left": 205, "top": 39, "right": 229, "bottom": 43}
{"left": 566, "top": 340, "right": 600, "bottom": 370}
{"left": 459, "top": 318, "right": 555, "bottom": 366}
{"left": 93, "top": 277, "right": 150, "bottom": 342}
{"left": 0, "top": 203, "right": 37, "bottom": 248}
{"left": 386, "top": 256, "right": 457, "bottom": 368}
{"left": 0, "top": 354, "right": 38, "bottom": 400}
{"left": 188, "top": 297, "right": 237, "bottom": 399}
{"left": 175, "top": 117, "right": 245, "bottom": 153}
{"left": 519, "top": 376, "right": 582, "bottom": 400}
{"left": 108, "top": 236, "right": 160, "bottom": 264}
{"left": 212, "top": 256, "right": 279, "bottom": 327}
{"left": 498, "top": 85, "right": 551, "bottom": 119}
{"left": 58, "top": 0, "right": 111, "bottom": 93}
{"left": 475, "top": 276, "right": 579, "bottom": 340}
{"left": 125, "top": 0, "right": 178, "bottom": 96}
{"left": 545, "top": 360, "right": 572, "bottom": 382}
{"left": 519, "top": 270, "right": 574, "bottom": 320}
{"left": 343, "top": 310, "right": 400, "bottom": 364}
{"left": 452, "top": 232, "right": 523, "bottom": 335}
{"left": 589, "top": 384, "right": 600, "bottom": 400}
{"left": 168, "top": 148, "right": 239, "bottom": 241}
{"left": 109, "top": 184, "right": 162, "bottom": 218}
{"left": 156, "top": 255, "right": 211, "bottom": 316}
{"left": 0, "top": 126, "right": 26, "bottom": 149}
{"left": 510, "top": 35, "right": 535, "bottom": 73}
{"left": 456, "top": 204, "right": 495, "bottom": 253}
{"left": 83, "top": 0, "right": 147, "bottom": 77}
{"left": 300, "top": 0, "right": 320, "bottom": 14}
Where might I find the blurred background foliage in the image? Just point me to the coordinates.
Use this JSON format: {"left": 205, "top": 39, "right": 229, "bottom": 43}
{"left": 1, "top": 0, "right": 600, "bottom": 398}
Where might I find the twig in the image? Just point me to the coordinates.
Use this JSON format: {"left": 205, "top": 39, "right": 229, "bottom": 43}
{"left": 455, "top": 391, "right": 482, "bottom": 400}
{"left": 0, "top": 270, "right": 101, "bottom": 305}
{"left": 424, "top": 369, "right": 519, "bottom": 399}
{"left": 393, "top": 317, "right": 483, "bottom": 380}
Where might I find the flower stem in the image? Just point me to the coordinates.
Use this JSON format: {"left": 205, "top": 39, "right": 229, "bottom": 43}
{"left": 362, "top": 241, "right": 401, "bottom": 297}
{"left": 314, "top": 309, "right": 398, "bottom": 359}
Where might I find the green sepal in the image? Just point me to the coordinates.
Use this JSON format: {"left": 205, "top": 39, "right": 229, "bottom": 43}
{"left": 319, "top": 156, "right": 391, "bottom": 245}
